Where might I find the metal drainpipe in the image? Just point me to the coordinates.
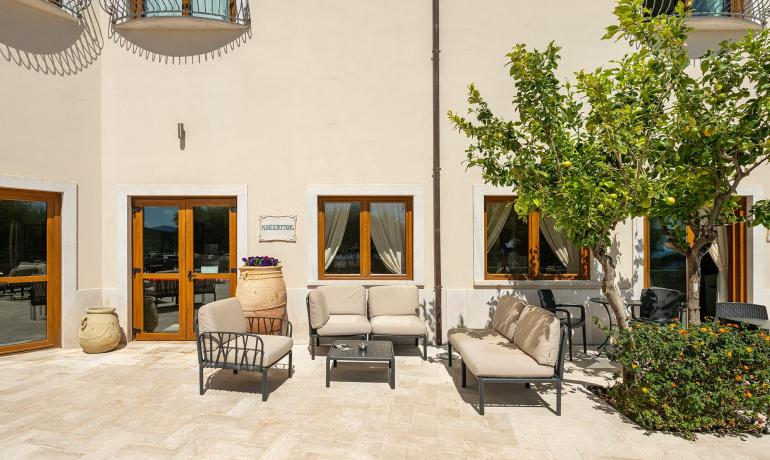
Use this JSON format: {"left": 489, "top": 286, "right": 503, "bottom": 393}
{"left": 432, "top": 0, "right": 443, "bottom": 346}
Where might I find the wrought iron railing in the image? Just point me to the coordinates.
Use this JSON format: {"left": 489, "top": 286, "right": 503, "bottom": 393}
{"left": 47, "top": 0, "right": 92, "bottom": 16}
{"left": 644, "top": 0, "right": 768, "bottom": 26}
{"left": 102, "top": 0, "right": 250, "bottom": 26}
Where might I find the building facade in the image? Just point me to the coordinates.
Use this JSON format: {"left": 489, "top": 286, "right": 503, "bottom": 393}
{"left": 1, "top": 0, "right": 768, "bottom": 354}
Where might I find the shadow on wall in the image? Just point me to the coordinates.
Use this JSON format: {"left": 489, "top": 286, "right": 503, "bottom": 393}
{"left": 687, "top": 30, "right": 751, "bottom": 60}
{"left": 0, "top": 3, "right": 103, "bottom": 76}
{"left": 106, "top": 21, "right": 251, "bottom": 65}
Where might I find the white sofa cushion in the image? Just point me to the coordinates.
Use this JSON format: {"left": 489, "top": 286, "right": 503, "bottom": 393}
{"left": 492, "top": 296, "right": 527, "bottom": 341}
{"left": 198, "top": 298, "right": 247, "bottom": 334}
{"left": 314, "top": 286, "right": 367, "bottom": 315}
{"left": 316, "top": 315, "right": 372, "bottom": 336}
{"left": 367, "top": 285, "right": 419, "bottom": 317}
{"left": 460, "top": 340, "right": 555, "bottom": 378}
{"left": 513, "top": 306, "right": 562, "bottom": 367}
{"left": 307, "top": 289, "right": 331, "bottom": 329}
{"left": 370, "top": 315, "right": 426, "bottom": 336}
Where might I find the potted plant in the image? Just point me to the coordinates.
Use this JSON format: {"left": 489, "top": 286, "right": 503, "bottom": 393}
{"left": 235, "top": 256, "right": 287, "bottom": 333}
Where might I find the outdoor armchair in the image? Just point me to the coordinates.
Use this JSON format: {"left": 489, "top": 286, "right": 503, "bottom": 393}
{"left": 368, "top": 285, "right": 428, "bottom": 359}
{"left": 715, "top": 302, "right": 768, "bottom": 321}
{"left": 537, "top": 289, "right": 586, "bottom": 361}
{"left": 633, "top": 287, "right": 684, "bottom": 324}
{"left": 197, "top": 297, "right": 293, "bottom": 401}
{"left": 306, "top": 285, "right": 371, "bottom": 359}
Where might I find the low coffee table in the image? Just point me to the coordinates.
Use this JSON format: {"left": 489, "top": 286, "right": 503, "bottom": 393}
{"left": 326, "top": 340, "right": 395, "bottom": 389}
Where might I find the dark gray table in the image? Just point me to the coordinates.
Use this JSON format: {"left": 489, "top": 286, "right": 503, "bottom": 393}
{"left": 326, "top": 340, "right": 395, "bottom": 389}
{"left": 724, "top": 317, "right": 770, "bottom": 330}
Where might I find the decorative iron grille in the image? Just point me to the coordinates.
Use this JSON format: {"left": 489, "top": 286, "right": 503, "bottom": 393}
{"left": 101, "top": 0, "right": 250, "bottom": 26}
{"left": 47, "top": 0, "right": 92, "bottom": 16}
{"left": 643, "top": 0, "right": 768, "bottom": 25}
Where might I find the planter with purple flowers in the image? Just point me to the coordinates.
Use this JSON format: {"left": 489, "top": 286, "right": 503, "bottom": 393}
{"left": 235, "top": 256, "right": 287, "bottom": 334}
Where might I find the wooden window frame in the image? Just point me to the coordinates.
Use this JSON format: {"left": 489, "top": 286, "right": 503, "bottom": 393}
{"left": 0, "top": 188, "right": 61, "bottom": 355}
{"left": 317, "top": 196, "right": 413, "bottom": 281}
{"left": 483, "top": 196, "right": 590, "bottom": 281}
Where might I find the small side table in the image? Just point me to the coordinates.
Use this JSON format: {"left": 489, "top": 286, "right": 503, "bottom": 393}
{"left": 589, "top": 297, "right": 642, "bottom": 351}
{"left": 326, "top": 340, "right": 395, "bottom": 389}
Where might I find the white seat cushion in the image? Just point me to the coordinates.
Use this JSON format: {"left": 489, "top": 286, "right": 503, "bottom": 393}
{"left": 460, "top": 340, "right": 555, "bottom": 378}
{"left": 448, "top": 328, "right": 508, "bottom": 354}
{"left": 222, "top": 334, "right": 293, "bottom": 367}
{"left": 370, "top": 315, "right": 426, "bottom": 336}
{"left": 316, "top": 315, "right": 371, "bottom": 336}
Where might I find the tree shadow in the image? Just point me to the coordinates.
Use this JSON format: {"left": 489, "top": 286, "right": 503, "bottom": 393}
{"left": 106, "top": 18, "right": 252, "bottom": 64}
{"left": 0, "top": 2, "right": 103, "bottom": 76}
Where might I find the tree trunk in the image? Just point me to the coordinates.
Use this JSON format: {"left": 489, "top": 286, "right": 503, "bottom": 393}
{"left": 593, "top": 244, "right": 629, "bottom": 331}
{"left": 685, "top": 251, "right": 702, "bottom": 326}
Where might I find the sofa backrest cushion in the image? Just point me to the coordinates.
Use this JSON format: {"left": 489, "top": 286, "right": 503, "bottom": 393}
{"left": 198, "top": 297, "right": 247, "bottom": 334}
{"left": 368, "top": 285, "right": 419, "bottom": 317}
{"left": 307, "top": 290, "right": 331, "bottom": 329}
{"left": 513, "top": 305, "right": 562, "bottom": 367}
{"left": 315, "top": 285, "right": 367, "bottom": 316}
{"left": 492, "top": 296, "right": 527, "bottom": 341}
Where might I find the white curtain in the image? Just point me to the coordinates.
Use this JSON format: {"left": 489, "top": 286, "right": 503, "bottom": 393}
{"left": 708, "top": 226, "right": 729, "bottom": 302}
{"left": 486, "top": 201, "right": 513, "bottom": 253}
{"left": 323, "top": 203, "right": 351, "bottom": 270}
{"left": 539, "top": 216, "right": 580, "bottom": 273}
{"left": 370, "top": 203, "right": 405, "bottom": 274}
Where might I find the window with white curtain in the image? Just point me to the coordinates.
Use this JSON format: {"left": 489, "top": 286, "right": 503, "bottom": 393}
{"left": 318, "top": 196, "right": 412, "bottom": 280}
{"left": 484, "top": 196, "right": 589, "bottom": 280}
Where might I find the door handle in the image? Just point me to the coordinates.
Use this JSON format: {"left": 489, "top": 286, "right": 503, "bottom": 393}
{"left": 187, "top": 271, "right": 193, "bottom": 281}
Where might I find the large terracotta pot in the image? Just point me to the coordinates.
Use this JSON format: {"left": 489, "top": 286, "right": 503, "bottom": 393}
{"left": 236, "top": 264, "right": 287, "bottom": 334}
{"left": 79, "top": 307, "right": 121, "bottom": 354}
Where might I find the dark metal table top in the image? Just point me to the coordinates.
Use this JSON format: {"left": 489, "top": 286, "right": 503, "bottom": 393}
{"left": 724, "top": 317, "right": 770, "bottom": 330}
{"left": 589, "top": 296, "right": 642, "bottom": 307}
{"left": 327, "top": 340, "right": 394, "bottom": 361}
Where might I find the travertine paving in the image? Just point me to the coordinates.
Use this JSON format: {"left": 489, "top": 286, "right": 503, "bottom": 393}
{"left": 0, "top": 342, "right": 767, "bottom": 459}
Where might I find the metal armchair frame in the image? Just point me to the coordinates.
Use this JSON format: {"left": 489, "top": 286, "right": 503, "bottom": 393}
{"left": 306, "top": 295, "right": 368, "bottom": 360}
{"left": 196, "top": 316, "right": 293, "bottom": 401}
{"left": 538, "top": 289, "right": 586, "bottom": 361}
{"left": 447, "top": 325, "right": 569, "bottom": 416}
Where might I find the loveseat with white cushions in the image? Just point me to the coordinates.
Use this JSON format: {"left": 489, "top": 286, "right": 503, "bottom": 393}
{"left": 448, "top": 296, "right": 568, "bottom": 415}
{"left": 306, "top": 285, "right": 428, "bottom": 359}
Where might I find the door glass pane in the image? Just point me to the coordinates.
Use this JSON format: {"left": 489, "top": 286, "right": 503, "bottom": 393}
{"left": 538, "top": 215, "right": 581, "bottom": 275}
{"left": 323, "top": 202, "right": 361, "bottom": 275}
{"left": 648, "top": 219, "right": 686, "bottom": 293}
{"left": 0, "top": 200, "right": 47, "bottom": 278}
{"left": 193, "top": 206, "right": 230, "bottom": 274}
{"left": 192, "top": 278, "right": 231, "bottom": 333}
{"left": 370, "top": 202, "right": 406, "bottom": 275}
{"left": 143, "top": 279, "right": 179, "bottom": 333}
{"left": 143, "top": 207, "right": 179, "bottom": 274}
{"left": 0, "top": 282, "right": 47, "bottom": 346}
{"left": 486, "top": 200, "right": 528, "bottom": 275}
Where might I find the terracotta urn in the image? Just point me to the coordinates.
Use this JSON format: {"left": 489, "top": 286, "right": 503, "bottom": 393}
{"left": 236, "top": 264, "right": 287, "bottom": 334}
{"left": 79, "top": 307, "right": 121, "bottom": 354}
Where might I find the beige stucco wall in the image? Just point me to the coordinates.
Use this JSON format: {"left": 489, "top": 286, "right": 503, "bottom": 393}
{"left": 1, "top": 0, "right": 767, "bottom": 346}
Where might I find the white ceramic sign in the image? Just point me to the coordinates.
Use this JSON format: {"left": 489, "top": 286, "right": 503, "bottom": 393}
{"left": 259, "top": 215, "right": 297, "bottom": 242}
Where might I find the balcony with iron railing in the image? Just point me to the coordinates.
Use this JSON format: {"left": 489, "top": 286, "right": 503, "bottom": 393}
{"left": 102, "top": 0, "right": 250, "bottom": 29}
{"left": 645, "top": 0, "right": 768, "bottom": 29}
{"left": 13, "top": 0, "right": 90, "bottom": 20}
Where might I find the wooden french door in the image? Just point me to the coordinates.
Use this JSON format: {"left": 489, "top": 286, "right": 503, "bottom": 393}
{"left": 0, "top": 188, "right": 61, "bottom": 355}
{"left": 132, "top": 197, "right": 236, "bottom": 341}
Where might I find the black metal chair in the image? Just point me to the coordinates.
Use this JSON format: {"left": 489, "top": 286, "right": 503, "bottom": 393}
{"left": 715, "top": 302, "right": 768, "bottom": 321}
{"left": 633, "top": 287, "right": 684, "bottom": 324}
{"left": 537, "top": 289, "right": 586, "bottom": 361}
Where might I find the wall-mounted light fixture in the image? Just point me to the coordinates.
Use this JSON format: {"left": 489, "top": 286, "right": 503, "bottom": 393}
{"left": 178, "top": 122, "right": 186, "bottom": 150}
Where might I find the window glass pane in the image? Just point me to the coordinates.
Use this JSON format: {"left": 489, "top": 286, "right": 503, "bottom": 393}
{"left": 486, "top": 200, "right": 528, "bottom": 275}
{"left": 370, "top": 202, "right": 406, "bottom": 275}
{"left": 193, "top": 279, "right": 231, "bottom": 333}
{"left": 193, "top": 206, "right": 230, "bottom": 274}
{"left": 143, "top": 206, "right": 179, "bottom": 274}
{"left": 190, "top": 0, "right": 231, "bottom": 19}
{"left": 538, "top": 215, "right": 581, "bottom": 275}
{"left": 143, "top": 0, "right": 182, "bottom": 17}
{"left": 0, "top": 282, "right": 47, "bottom": 346}
{"left": 648, "top": 218, "right": 686, "bottom": 293}
{"left": 0, "top": 200, "right": 47, "bottom": 278}
{"left": 142, "top": 279, "right": 179, "bottom": 333}
{"left": 323, "top": 202, "right": 360, "bottom": 274}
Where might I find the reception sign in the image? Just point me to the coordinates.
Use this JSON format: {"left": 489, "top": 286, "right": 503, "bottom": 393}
{"left": 259, "top": 215, "right": 297, "bottom": 242}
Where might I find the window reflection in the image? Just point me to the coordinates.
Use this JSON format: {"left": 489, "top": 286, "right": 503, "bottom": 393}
{"left": 143, "top": 207, "right": 179, "bottom": 274}
{"left": 0, "top": 282, "right": 47, "bottom": 346}
{"left": 0, "top": 200, "right": 47, "bottom": 278}
{"left": 486, "top": 200, "right": 528, "bottom": 275}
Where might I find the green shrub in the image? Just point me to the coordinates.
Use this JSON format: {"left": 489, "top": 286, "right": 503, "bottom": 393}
{"left": 605, "top": 321, "right": 770, "bottom": 437}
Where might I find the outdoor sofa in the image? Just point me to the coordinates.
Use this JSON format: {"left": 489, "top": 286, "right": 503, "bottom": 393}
{"left": 448, "top": 296, "right": 568, "bottom": 415}
{"left": 307, "top": 285, "right": 428, "bottom": 359}
{"left": 197, "top": 297, "right": 294, "bottom": 401}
